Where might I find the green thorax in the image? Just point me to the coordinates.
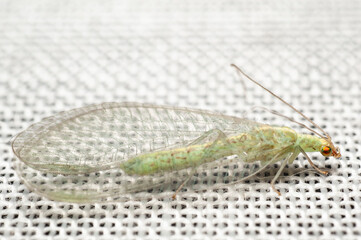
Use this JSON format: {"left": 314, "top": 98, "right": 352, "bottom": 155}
{"left": 252, "top": 126, "right": 325, "bottom": 153}
{"left": 296, "top": 133, "right": 326, "bottom": 153}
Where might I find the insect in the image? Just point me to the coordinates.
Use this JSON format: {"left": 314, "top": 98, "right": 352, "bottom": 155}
{"left": 11, "top": 64, "right": 341, "bottom": 203}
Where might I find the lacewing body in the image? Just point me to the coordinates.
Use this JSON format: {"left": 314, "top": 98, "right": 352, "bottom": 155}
{"left": 11, "top": 66, "right": 341, "bottom": 202}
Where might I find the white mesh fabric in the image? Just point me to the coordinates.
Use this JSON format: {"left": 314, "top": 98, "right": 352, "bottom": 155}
{"left": 1, "top": 0, "right": 360, "bottom": 239}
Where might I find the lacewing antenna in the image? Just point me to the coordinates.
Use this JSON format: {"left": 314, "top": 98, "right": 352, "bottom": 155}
{"left": 230, "top": 64, "right": 331, "bottom": 140}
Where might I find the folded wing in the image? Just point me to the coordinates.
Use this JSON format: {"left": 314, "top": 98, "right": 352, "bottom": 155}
{"left": 12, "top": 102, "right": 262, "bottom": 174}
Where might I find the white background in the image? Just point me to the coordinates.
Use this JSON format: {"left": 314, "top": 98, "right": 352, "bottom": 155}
{"left": 1, "top": 1, "right": 360, "bottom": 239}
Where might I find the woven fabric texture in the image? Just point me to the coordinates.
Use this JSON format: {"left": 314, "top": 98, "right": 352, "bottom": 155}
{"left": 1, "top": 1, "right": 360, "bottom": 239}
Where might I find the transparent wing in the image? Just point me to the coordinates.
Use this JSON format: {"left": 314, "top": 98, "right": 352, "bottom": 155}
{"left": 15, "top": 145, "right": 288, "bottom": 203}
{"left": 12, "top": 102, "right": 282, "bottom": 203}
{"left": 12, "top": 102, "right": 262, "bottom": 174}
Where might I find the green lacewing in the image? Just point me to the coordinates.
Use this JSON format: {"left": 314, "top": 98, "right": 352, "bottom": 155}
{"left": 11, "top": 65, "right": 341, "bottom": 202}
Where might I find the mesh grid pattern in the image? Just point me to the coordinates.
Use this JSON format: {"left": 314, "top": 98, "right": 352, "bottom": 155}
{"left": 1, "top": 0, "right": 361, "bottom": 239}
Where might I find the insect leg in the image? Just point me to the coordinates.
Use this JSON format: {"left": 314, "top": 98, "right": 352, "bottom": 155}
{"left": 299, "top": 147, "right": 329, "bottom": 176}
{"left": 270, "top": 147, "right": 300, "bottom": 196}
{"left": 172, "top": 128, "right": 228, "bottom": 199}
{"left": 172, "top": 167, "right": 196, "bottom": 200}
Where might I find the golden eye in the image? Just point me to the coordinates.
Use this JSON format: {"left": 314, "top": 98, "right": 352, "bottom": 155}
{"left": 321, "top": 146, "right": 332, "bottom": 156}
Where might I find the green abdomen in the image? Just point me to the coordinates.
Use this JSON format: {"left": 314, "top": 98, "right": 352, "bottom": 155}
{"left": 120, "top": 126, "right": 298, "bottom": 175}
{"left": 120, "top": 134, "right": 249, "bottom": 175}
